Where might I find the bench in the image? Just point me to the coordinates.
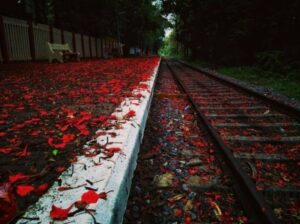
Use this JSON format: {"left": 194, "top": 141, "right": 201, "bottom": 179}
{"left": 47, "top": 42, "right": 80, "bottom": 63}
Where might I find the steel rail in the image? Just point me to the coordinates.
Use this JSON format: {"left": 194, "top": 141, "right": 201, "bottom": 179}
{"left": 178, "top": 60, "right": 300, "bottom": 120}
{"left": 166, "top": 60, "right": 280, "bottom": 224}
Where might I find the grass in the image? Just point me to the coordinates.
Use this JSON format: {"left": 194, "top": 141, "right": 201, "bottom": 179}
{"left": 217, "top": 67, "right": 300, "bottom": 100}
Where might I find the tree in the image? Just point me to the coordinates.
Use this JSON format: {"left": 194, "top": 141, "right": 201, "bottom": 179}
{"left": 161, "top": 0, "right": 300, "bottom": 66}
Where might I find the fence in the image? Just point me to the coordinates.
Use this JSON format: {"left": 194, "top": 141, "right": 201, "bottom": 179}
{"left": 0, "top": 15, "right": 120, "bottom": 62}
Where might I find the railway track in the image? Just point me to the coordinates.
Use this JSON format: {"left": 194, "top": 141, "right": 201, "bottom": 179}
{"left": 166, "top": 59, "right": 300, "bottom": 223}
{"left": 126, "top": 62, "right": 249, "bottom": 223}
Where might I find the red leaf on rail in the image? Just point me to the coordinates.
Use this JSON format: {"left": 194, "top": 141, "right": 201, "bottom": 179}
{"left": 16, "top": 185, "right": 35, "bottom": 196}
{"left": 50, "top": 204, "right": 73, "bottom": 220}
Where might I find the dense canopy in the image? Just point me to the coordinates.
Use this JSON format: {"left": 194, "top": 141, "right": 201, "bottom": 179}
{"left": 161, "top": 0, "right": 300, "bottom": 66}
{"left": 0, "top": 0, "right": 166, "bottom": 52}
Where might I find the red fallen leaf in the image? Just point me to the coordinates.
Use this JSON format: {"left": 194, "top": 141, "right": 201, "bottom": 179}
{"left": 48, "top": 138, "right": 66, "bottom": 149}
{"left": 79, "top": 128, "right": 90, "bottom": 136}
{"left": 124, "top": 110, "right": 136, "bottom": 119}
{"left": 109, "top": 115, "right": 117, "bottom": 120}
{"left": 2, "top": 104, "right": 15, "bottom": 107}
{"left": 48, "top": 134, "right": 75, "bottom": 149}
{"left": 184, "top": 214, "right": 192, "bottom": 224}
{"left": 23, "top": 94, "right": 33, "bottom": 99}
{"left": 50, "top": 204, "right": 73, "bottom": 220}
{"left": 0, "top": 132, "right": 6, "bottom": 137}
{"left": 135, "top": 83, "right": 149, "bottom": 90}
{"left": 256, "top": 186, "right": 263, "bottom": 191}
{"left": 174, "top": 208, "right": 183, "bottom": 217}
{"left": 35, "top": 183, "right": 49, "bottom": 195}
{"left": 0, "top": 147, "right": 13, "bottom": 154}
{"left": 166, "top": 136, "right": 177, "bottom": 142}
{"left": 76, "top": 116, "right": 91, "bottom": 126}
{"left": 62, "top": 134, "right": 75, "bottom": 143}
{"left": 81, "top": 97, "right": 92, "bottom": 104}
{"left": 94, "top": 115, "right": 109, "bottom": 123}
{"left": 191, "top": 139, "right": 207, "bottom": 148}
{"left": 61, "top": 107, "right": 76, "bottom": 118}
{"left": 56, "top": 123, "right": 69, "bottom": 132}
{"left": 135, "top": 93, "right": 143, "bottom": 99}
{"left": 16, "top": 185, "right": 35, "bottom": 196}
{"left": 95, "top": 131, "right": 106, "bottom": 138}
{"left": 40, "top": 110, "right": 50, "bottom": 116}
{"left": 0, "top": 183, "right": 16, "bottom": 224}
{"left": 183, "top": 114, "right": 194, "bottom": 121}
{"left": 74, "top": 124, "right": 90, "bottom": 136}
{"left": 99, "top": 86, "right": 110, "bottom": 95}
{"left": 188, "top": 167, "right": 198, "bottom": 175}
{"left": 8, "top": 137, "right": 19, "bottom": 144}
{"left": 139, "top": 73, "right": 150, "bottom": 81}
{"left": 55, "top": 166, "right": 66, "bottom": 173}
{"left": 81, "top": 190, "right": 108, "bottom": 204}
{"left": 9, "top": 173, "right": 28, "bottom": 183}
{"left": 109, "top": 97, "right": 119, "bottom": 104}
{"left": 29, "top": 130, "right": 39, "bottom": 136}
{"left": 16, "top": 144, "right": 31, "bottom": 157}
{"left": 11, "top": 123, "right": 26, "bottom": 131}
{"left": 103, "top": 147, "right": 121, "bottom": 158}
{"left": 107, "top": 147, "right": 121, "bottom": 153}
{"left": 80, "top": 111, "right": 91, "bottom": 119}
{"left": 24, "top": 118, "right": 40, "bottom": 125}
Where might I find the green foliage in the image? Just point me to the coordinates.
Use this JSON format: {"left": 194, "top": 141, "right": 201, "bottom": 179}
{"left": 218, "top": 66, "right": 300, "bottom": 100}
{"left": 159, "top": 30, "right": 183, "bottom": 58}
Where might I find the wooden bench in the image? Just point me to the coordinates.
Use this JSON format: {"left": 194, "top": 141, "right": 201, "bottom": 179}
{"left": 47, "top": 42, "right": 80, "bottom": 63}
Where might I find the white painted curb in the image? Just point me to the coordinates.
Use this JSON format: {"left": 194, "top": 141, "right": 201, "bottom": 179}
{"left": 95, "top": 59, "right": 161, "bottom": 224}
{"left": 16, "top": 58, "right": 161, "bottom": 224}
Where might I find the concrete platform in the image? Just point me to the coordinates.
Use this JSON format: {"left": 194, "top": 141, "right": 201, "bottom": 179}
{"left": 17, "top": 59, "right": 161, "bottom": 224}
